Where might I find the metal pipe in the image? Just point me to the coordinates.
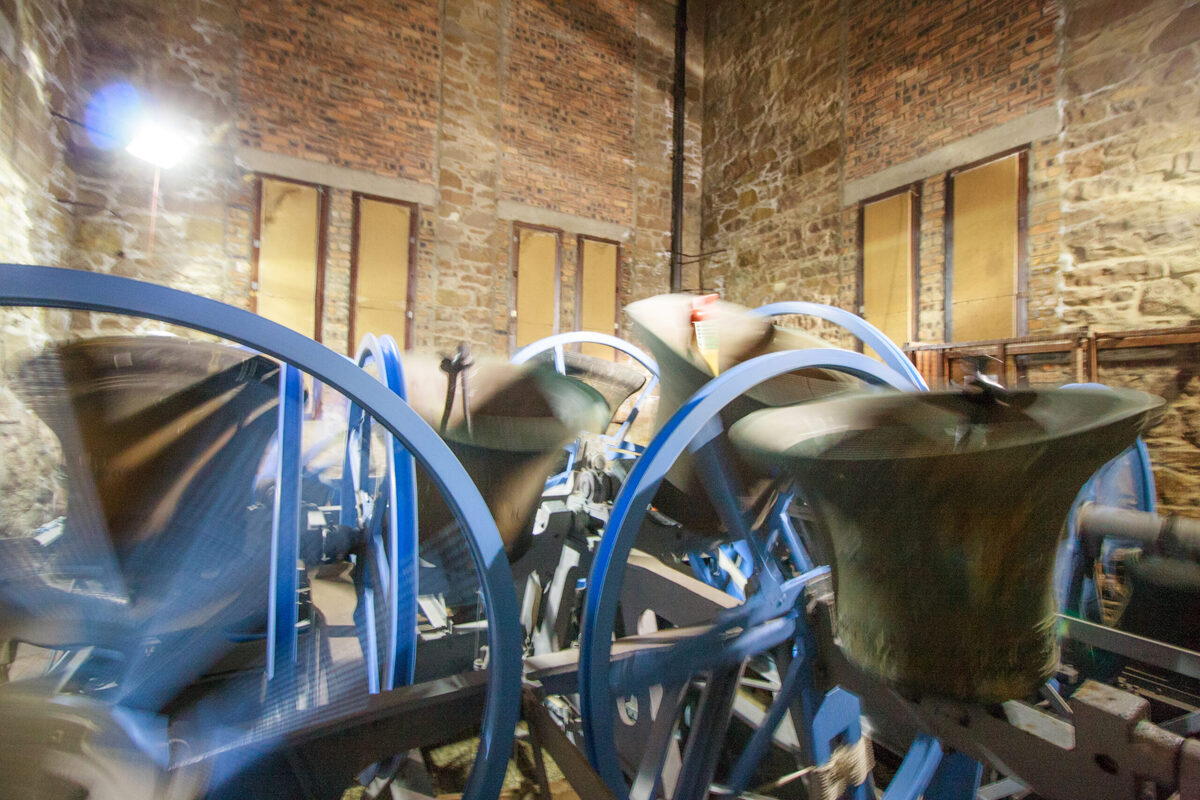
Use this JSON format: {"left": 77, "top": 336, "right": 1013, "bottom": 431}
{"left": 1076, "top": 504, "right": 1200, "bottom": 561}
{"left": 668, "top": 0, "right": 687, "bottom": 293}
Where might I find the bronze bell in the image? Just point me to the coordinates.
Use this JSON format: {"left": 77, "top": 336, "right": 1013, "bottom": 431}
{"left": 520, "top": 348, "right": 647, "bottom": 426}
{"left": 731, "top": 387, "right": 1163, "bottom": 702}
{"left": 401, "top": 353, "right": 610, "bottom": 560}
{"left": 15, "top": 336, "right": 281, "bottom": 554}
{"left": 626, "top": 294, "right": 858, "bottom": 536}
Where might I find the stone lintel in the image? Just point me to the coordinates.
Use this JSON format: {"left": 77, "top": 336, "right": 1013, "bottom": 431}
{"left": 843, "top": 106, "right": 1060, "bottom": 206}
{"left": 235, "top": 147, "right": 437, "bottom": 206}
{"left": 496, "top": 199, "right": 632, "bottom": 242}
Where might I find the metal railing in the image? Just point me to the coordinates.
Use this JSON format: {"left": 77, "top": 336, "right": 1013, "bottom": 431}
{"left": 904, "top": 324, "right": 1200, "bottom": 387}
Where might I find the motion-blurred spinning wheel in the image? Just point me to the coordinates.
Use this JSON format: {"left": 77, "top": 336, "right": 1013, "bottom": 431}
{"left": 0, "top": 264, "right": 522, "bottom": 800}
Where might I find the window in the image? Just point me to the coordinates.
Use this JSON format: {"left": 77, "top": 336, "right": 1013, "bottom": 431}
{"left": 513, "top": 224, "right": 561, "bottom": 349}
{"left": 252, "top": 176, "right": 327, "bottom": 340}
{"left": 858, "top": 187, "right": 918, "bottom": 349}
{"left": 946, "top": 150, "right": 1028, "bottom": 342}
{"left": 576, "top": 236, "right": 620, "bottom": 359}
{"left": 350, "top": 194, "right": 417, "bottom": 350}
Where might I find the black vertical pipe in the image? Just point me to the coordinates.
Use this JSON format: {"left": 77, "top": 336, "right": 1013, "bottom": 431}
{"left": 669, "top": 0, "right": 688, "bottom": 293}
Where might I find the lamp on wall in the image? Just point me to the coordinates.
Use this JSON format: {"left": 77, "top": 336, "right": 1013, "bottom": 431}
{"left": 124, "top": 117, "right": 197, "bottom": 260}
{"left": 125, "top": 119, "right": 196, "bottom": 169}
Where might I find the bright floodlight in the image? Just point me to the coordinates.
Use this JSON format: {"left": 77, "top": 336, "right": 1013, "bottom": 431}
{"left": 125, "top": 120, "right": 196, "bottom": 169}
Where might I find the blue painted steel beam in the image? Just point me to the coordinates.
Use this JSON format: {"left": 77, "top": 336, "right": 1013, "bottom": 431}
{"left": 511, "top": 331, "right": 659, "bottom": 375}
{"left": 810, "top": 687, "right": 874, "bottom": 800}
{"left": 923, "top": 750, "right": 983, "bottom": 800}
{"left": 881, "top": 735, "right": 944, "bottom": 800}
{"left": 267, "top": 363, "right": 304, "bottom": 680}
{"left": 377, "top": 334, "right": 419, "bottom": 689}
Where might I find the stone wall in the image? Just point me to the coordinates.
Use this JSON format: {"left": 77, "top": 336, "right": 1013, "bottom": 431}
{"left": 0, "top": 0, "right": 81, "bottom": 367}
{"left": 701, "top": 0, "right": 1200, "bottom": 339}
{"left": 69, "top": 0, "right": 245, "bottom": 311}
{"left": 1058, "top": 0, "right": 1200, "bottom": 330}
{"left": 699, "top": 0, "right": 1200, "bottom": 510}
{"left": 0, "top": 0, "right": 81, "bottom": 536}
{"left": 700, "top": 0, "right": 847, "bottom": 313}
{"left": 701, "top": 0, "right": 1061, "bottom": 337}
{"left": 0, "top": 0, "right": 79, "bottom": 271}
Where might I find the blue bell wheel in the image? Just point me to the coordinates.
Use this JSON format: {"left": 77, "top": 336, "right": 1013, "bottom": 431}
{"left": 576, "top": 349, "right": 957, "bottom": 799}
{"left": 341, "top": 333, "right": 420, "bottom": 694}
{"left": 0, "top": 265, "right": 522, "bottom": 800}
{"left": 1055, "top": 383, "right": 1158, "bottom": 689}
{"left": 683, "top": 301, "right": 928, "bottom": 601}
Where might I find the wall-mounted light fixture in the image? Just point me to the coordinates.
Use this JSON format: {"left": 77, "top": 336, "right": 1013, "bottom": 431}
{"left": 125, "top": 119, "right": 197, "bottom": 170}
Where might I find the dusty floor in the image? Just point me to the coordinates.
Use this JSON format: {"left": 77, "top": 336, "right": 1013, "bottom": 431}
{"left": 340, "top": 728, "right": 580, "bottom": 800}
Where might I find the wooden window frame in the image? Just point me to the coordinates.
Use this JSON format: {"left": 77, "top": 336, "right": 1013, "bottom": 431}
{"left": 943, "top": 146, "right": 1029, "bottom": 343}
{"left": 856, "top": 183, "right": 921, "bottom": 353}
{"left": 348, "top": 192, "right": 420, "bottom": 355}
{"left": 509, "top": 222, "right": 563, "bottom": 353}
{"left": 250, "top": 173, "right": 330, "bottom": 342}
{"left": 574, "top": 234, "right": 623, "bottom": 338}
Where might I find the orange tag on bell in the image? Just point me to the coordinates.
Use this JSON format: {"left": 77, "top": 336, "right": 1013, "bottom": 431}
{"left": 691, "top": 294, "right": 720, "bottom": 375}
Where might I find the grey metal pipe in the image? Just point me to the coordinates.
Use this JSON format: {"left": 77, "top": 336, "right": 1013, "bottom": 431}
{"left": 668, "top": 0, "right": 687, "bottom": 293}
{"left": 1076, "top": 504, "right": 1200, "bottom": 561}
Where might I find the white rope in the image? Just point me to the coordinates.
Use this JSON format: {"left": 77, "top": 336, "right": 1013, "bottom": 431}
{"left": 750, "top": 735, "right": 875, "bottom": 800}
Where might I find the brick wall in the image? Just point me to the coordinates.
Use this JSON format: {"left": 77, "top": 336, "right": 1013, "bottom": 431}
{"left": 502, "top": 0, "right": 636, "bottom": 226}
{"left": 629, "top": 0, "right": 703, "bottom": 303}
{"left": 238, "top": 0, "right": 440, "bottom": 181}
{"left": 232, "top": 0, "right": 696, "bottom": 354}
{"left": 845, "top": 0, "right": 1058, "bottom": 181}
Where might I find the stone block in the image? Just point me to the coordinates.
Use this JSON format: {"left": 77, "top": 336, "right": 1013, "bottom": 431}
{"left": 1139, "top": 278, "right": 1200, "bottom": 318}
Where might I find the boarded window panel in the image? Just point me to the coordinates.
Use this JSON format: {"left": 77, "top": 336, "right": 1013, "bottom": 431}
{"left": 579, "top": 238, "right": 618, "bottom": 359}
{"left": 354, "top": 198, "right": 412, "bottom": 348}
{"left": 515, "top": 228, "right": 559, "bottom": 348}
{"left": 951, "top": 155, "right": 1020, "bottom": 341}
{"left": 862, "top": 193, "right": 912, "bottom": 351}
{"left": 257, "top": 178, "right": 320, "bottom": 339}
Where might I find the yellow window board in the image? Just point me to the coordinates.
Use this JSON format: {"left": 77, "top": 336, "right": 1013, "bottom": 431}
{"left": 257, "top": 178, "right": 320, "bottom": 339}
{"left": 951, "top": 154, "right": 1020, "bottom": 342}
{"left": 515, "top": 228, "right": 559, "bottom": 348}
{"left": 354, "top": 198, "right": 412, "bottom": 348}
{"left": 861, "top": 192, "right": 913, "bottom": 351}
{"left": 579, "top": 238, "right": 618, "bottom": 359}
